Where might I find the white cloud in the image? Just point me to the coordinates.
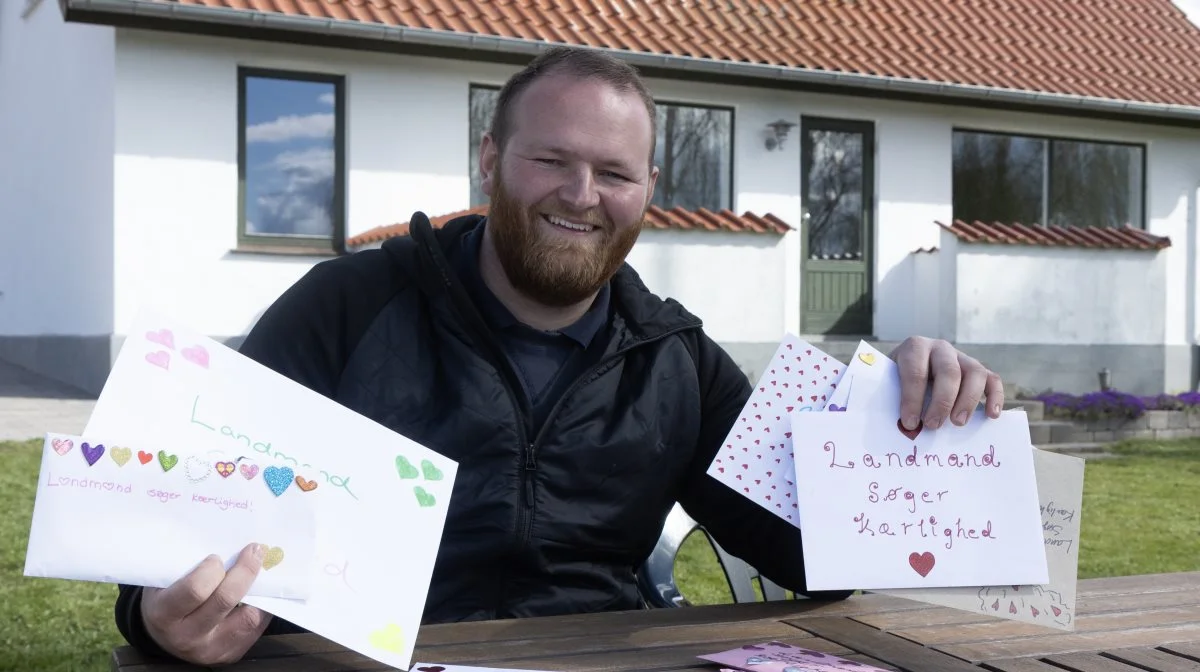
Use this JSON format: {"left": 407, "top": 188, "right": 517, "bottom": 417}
{"left": 245, "top": 112, "right": 334, "bottom": 143}
{"left": 317, "top": 92, "right": 336, "bottom": 106}
{"left": 248, "top": 148, "right": 336, "bottom": 236}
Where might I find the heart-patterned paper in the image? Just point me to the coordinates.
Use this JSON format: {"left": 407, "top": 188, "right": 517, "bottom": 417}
{"left": 706, "top": 335, "right": 845, "bottom": 528}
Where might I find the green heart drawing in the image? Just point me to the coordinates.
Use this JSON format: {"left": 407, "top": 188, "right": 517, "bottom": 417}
{"left": 413, "top": 486, "right": 436, "bottom": 508}
{"left": 157, "top": 450, "right": 179, "bottom": 472}
{"left": 395, "top": 455, "right": 420, "bottom": 480}
{"left": 421, "top": 459, "right": 443, "bottom": 481}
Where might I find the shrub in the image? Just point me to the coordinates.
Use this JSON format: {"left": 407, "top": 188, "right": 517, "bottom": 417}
{"left": 1034, "top": 390, "right": 1200, "bottom": 420}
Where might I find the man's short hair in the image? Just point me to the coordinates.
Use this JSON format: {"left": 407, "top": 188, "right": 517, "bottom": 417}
{"left": 489, "top": 46, "right": 658, "bottom": 165}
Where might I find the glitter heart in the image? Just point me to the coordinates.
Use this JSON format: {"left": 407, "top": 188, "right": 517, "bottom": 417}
{"left": 110, "top": 446, "right": 132, "bottom": 467}
{"left": 261, "top": 545, "right": 285, "bottom": 570}
{"left": 51, "top": 438, "right": 73, "bottom": 456}
{"left": 829, "top": 404, "right": 845, "bottom": 412}
{"left": 263, "top": 466, "right": 294, "bottom": 496}
{"left": 420, "top": 459, "right": 443, "bottom": 481}
{"left": 81, "top": 442, "right": 105, "bottom": 467}
{"left": 137, "top": 450, "right": 153, "bottom": 465}
{"left": 185, "top": 455, "right": 212, "bottom": 482}
{"left": 239, "top": 463, "right": 259, "bottom": 480}
{"left": 215, "top": 461, "right": 236, "bottom": 478}
{"left": 182, "top": 344, "right": 209, "bottom": 368}
{"left": 295, "top": 475, "right": 318, "bottom": 492}
{"left": 858, "top": 352, "right": 876, "bottom": 365}
{"left": 157, "top": 451, "right": 178, "bottom": 472}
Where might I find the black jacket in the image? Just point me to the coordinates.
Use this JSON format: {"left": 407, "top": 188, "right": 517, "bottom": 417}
{"left": 114, "top": 213, "right": 849, "bottom": 656}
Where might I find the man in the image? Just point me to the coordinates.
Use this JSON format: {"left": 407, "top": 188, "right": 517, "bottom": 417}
{"left": 113, "top": 46, "right": 1005, "bottom": 665}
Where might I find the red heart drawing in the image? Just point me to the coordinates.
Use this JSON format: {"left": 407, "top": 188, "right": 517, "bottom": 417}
{"left": 992, "top": 599, "right": 1000, "bottom": 611}
{"left": 1031, "top": 606, "right": 1040, "bottom": 618}
{"left": 1052, "top": 606, "right": 1062, "bottom": 617}
{"left": 908, "top": 551, "right": 936, "bottom": 577}
{"left": 814, "top": 364, "right": 821, "bottom": 371}
{"left": 897, "top": 418, "right": 923, "bottom": 441}
{"left": 766, "top": 471, "right": 772, "bottom": 477}
{"left": 137, "top": 450, "right": 153, "bottom": 465}
{"left": 1009, "top": 601, "right": 1017, "bottom": 614}
{"left": 718, "top": 467, "right": 725, "bottom": 473}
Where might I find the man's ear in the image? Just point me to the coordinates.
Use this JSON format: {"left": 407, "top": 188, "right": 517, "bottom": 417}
{"left": 479, "top": 133, "right": 499, "bottom": 197}
{"left": 644, "top": 165, "right": 660, "bottom": 209}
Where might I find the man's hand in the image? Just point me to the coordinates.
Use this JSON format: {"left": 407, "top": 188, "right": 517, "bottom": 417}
{"left": 141, "top": 543, "right": 273, "bottom": 665}
{"left": 890, "top": 336, "right": 1004, "bottom": 431}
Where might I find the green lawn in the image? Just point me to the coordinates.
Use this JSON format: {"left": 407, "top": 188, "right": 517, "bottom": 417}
{"left": 3, "top": 437, "right": 1200, "bottom": 671}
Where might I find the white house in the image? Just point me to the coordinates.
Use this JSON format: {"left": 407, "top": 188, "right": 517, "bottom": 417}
{"left": 1, "top": 0, "right": 1198, "bottom": 397}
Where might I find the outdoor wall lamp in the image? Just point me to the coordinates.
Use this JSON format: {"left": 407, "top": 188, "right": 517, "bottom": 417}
{"left": 765, "top": 119, "right": 797, "bottom": 151}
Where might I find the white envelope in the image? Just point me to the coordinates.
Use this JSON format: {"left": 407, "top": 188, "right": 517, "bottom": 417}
{"left": 24, "top": 432, "right": 318, "bottom": 599}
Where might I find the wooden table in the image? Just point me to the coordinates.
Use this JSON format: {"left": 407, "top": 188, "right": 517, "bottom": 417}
{"left": 112, "top": 571, "right": 1200, "bottom": 672}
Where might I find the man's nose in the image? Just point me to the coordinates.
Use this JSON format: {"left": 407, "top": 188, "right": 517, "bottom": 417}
{"left": 558, "top": 167, "right": 601, "bottom": 210}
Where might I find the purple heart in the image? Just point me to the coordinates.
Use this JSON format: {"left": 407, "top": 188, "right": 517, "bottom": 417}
{"left": 829, "top": 404, "right": 846, "bottom": 412}
{"left": 81, "top": 442, "right": 105, "bottom": 466}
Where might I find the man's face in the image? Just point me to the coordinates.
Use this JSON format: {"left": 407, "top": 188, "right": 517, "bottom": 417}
{"left": 478, "top": 73, "right": 659, "bottom": 307}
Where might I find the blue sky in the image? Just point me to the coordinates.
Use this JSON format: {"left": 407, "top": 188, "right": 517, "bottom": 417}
{"left": 243, "top": 76, "right": 336, "bottom": 237}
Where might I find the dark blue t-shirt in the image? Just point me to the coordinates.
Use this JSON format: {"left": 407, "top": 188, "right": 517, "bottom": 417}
{"left": 455, "top": 219, "right": 612, "bottom": 431}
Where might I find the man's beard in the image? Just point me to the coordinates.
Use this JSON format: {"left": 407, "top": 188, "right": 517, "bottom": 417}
{"left": 487, "top": 172, "right": 643, "bottom": 307}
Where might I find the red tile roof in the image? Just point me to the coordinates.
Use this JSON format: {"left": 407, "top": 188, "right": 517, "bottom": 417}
{"left": 346, "top": 205, "right": 792, "bottom": 247}
{"left": 65, "top": 0, "right": 1200, "bottom": 113}
{"left": 938, "top": 220, "right": 1172, "bottom": 251}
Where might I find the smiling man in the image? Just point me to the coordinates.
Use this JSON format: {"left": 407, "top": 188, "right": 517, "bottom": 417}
{"left": 113, "top": 45, "right": 1005, "bottom": 666}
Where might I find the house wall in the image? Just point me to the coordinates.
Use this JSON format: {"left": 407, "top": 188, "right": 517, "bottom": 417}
{"left": 39, "top": 26, "right": 1195, "bottom": 394}
{"left": 0, "top": 0, "right": 116, "bottom": 394}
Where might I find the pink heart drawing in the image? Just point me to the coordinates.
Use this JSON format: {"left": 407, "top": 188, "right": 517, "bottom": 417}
{"left": 51, "top": 438, "right": 74, "bottom": 455}
{"left": 145, "top": 350, "right": 170, "bottom": 370}
{"left": 145, "top": 328, "right": 175, "bottom": 350}
{"left": 182, "top": 345, "right": 210, "bottom": 368}
{"left": 239, "top": 463, "right": 259, "bottom": 480}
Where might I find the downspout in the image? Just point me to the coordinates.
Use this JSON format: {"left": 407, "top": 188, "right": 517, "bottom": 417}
{"left": 61, "top": 0, "right": 1200, "bottom": 126}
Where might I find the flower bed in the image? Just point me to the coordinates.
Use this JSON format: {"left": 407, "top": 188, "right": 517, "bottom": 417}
{"left": 1028, "top": 390, "right": 1200, "bottom": 444}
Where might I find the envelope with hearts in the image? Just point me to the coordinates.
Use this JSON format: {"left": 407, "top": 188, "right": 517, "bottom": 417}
{"left": 699, "top": 640, "right": 890, "bottom": 671}
{"left": 81, "top": 306, "right": 459, "bottom": 671}
{"left": 707, "top": 334, "right": 843, "bottom": 528}
{"left": 23, "top": 431, "right": 318, "bottom": 599}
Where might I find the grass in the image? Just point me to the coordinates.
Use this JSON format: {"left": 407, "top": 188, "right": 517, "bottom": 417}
{"left": 3, "top": 437, "right": 1200, "bottom": 670}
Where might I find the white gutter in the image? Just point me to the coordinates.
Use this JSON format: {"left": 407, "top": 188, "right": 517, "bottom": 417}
{"left": 63, "top": 0, "right": 1200, "bottom": 125}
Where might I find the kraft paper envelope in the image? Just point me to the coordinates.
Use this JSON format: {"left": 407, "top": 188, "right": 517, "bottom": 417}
{"left": 24, "top": 432, "right": 318, "bottom": 599}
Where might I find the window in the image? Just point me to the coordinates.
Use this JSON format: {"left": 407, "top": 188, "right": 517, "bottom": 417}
{"left": 466, "top": 87, "right": 735, "bottom": 212}
{"left": 468, "top": 85, "right": 500, "bottom": 207}
{"left": 652, "top": 102, "right": 734, "bottom": 211}
{"left": 952, "top": 130, "right": 1145, "bottom": 228}
{"left": 238, "top": 68, "right": 345, "bottom": 252}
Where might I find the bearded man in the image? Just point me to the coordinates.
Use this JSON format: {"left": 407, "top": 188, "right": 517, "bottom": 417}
{"left": 113, "top": 45, "right": 1006, "bottom": 666}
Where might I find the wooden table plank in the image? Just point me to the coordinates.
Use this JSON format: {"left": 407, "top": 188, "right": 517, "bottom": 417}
{"left": 977, "top": 658, "right": 1070, "bottom": 671}
{"left": 795, "top": 616, "right": 980, "bottom": 672}
{"left": 888, "top": 605, "right": 1200, "bottom": 647}
{"left": 1103, "top": 646, "right": 1200, "bottom": 671}
{"left": 936, "top": 623, "right": 1200, "bottom": 662}
{"left": 1040, "top": 652, "right": 1146, "bottom": 671}
{"left": 1162, "top": 642, "right": 1200, "bottom": 661}
{"left": 1076, "top": 573, "right": 1200, "bottom": 597}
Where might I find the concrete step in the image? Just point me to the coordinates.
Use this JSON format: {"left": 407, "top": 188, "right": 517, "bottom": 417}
{"left": 1035, "top": 442, "right": 1112, "bottom": 457}
{"left": 1006, "top": 398, "right": 1045, "bottom": 422}
{"left": 1028, "top": 420, "right": 1085, "bottom": 445}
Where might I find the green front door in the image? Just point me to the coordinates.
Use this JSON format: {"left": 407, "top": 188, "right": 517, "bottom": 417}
{"left": 800, "top": 116, "right": 875, "bottom": 335}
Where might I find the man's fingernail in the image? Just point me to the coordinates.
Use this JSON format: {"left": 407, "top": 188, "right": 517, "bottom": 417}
{"left": 904, "top": 415, "right": 919, "bottom": 430}
{"left": 252, "top": 543, "right": 264, "bottom": 559}
{"left": 993, "top": 403, "right": 1002, "bottom": 415}
{"left": 953, "top": 411, "right": 968, "bottom": 425}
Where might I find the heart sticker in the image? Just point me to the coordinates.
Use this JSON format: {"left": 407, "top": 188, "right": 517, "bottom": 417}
{"left": 185, "top": 455, "right": 211, "bottom": 482}
{"left": 829, "top": 404, "right": 846, "bottom": 412}
{"left": 858, "top": 352, "right": 876, "bottom": 365}
{"left": 215, "top": 461, "right": 236, "bottom": 478}
{"left": 145, "top": 350, "right": 170, "bottom": 370}
{"left": 263, "top": 466, "right": 295, "bottom": 496}
{"left": 81, "top": 442, "right": 105, "bottom": 467}
{"left": 413, "top": 486, "right": 436, "bottom": 508}
{"left": 295, "top": 475, "right": 318, "bottom": 492}
{"left": 51, "top": 438, "right": 74, "bottom": 456}
{"left": 897, "top": 418, "right": 923, "bottom": 441}
{"left": 240, "top": 463, "right": 260, "bottom": 480}
{"left": 110, "top": 446, "right": 132, "bottom": 467}
{"left": 145, "top": 328, "right": 175, "bottom": 349}
{"left": 417, "top": 667, "right": 445, "bottom": 672}
{"left": 394, "top": 455, "right": 420, "bottom": 479}
{"left": 137, "top": 450, "right": 153, "bottom": 465}
{"left": 368, "top": 623, "right": 405, "bottom": 653}
{"left": 420, "top": 459, "right": 443, "bottom": 481}
{"left": 908, "top": 551, "right": 936, "bottom": 577}
{"left": 182, "top": 344, "right": 209, "bottom": 368}
{"left": 157, "top": 451, "right": 179, "bottom": 472}
{"left": 261, "top": 545, "right": 285, "bottom": 570}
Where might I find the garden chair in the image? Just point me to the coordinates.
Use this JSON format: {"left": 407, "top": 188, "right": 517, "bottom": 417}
{"left": 637, "top": 502, "right": 794, "bottom": 607}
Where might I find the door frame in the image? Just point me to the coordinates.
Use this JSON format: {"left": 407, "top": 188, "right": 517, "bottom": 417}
{"left": 798, "top": 115, "right": 878, "bottom": 337}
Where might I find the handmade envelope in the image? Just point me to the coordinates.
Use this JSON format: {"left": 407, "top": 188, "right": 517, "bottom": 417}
{"left": 84, "top": 307, "right": 459, "bottom": 671}
{"left": 790, "top": 407, "right": 1048, "bottom": 590}
{"left": 707, "top": 334, "right": 843, "bottom": 528}
{"left": 700, "top": 640, "right": 890, "bottom": 671}
{"left": 878, "top": 448, "right": 1084, "bottom": 630}
{"left": 24, "top": 432, "right": 317, "bottom": 599}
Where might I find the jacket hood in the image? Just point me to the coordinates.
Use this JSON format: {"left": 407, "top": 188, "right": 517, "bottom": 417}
{"left": 380, "top": 211, "right": 703, "bottom": 343}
